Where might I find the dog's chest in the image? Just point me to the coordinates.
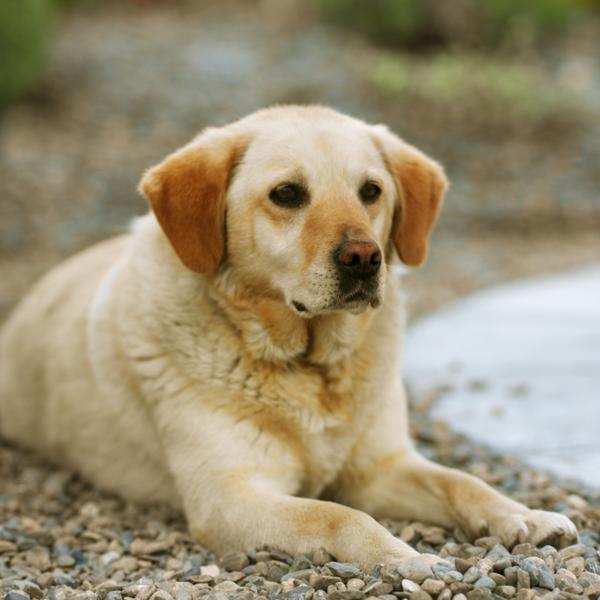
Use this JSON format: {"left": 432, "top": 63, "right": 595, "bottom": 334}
{"left": 224, "top": 354, "right": 375, "bottom": 496}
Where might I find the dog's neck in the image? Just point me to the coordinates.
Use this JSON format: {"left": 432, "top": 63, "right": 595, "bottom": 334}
{"left": 207, "top": 266, "right": 377, "bottom": 367}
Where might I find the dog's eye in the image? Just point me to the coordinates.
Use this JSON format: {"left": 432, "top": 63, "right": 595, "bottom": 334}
{"left": 269, "top": 183, "right": 306, "bottom": 208}
{"left": 360, "top": 182, "right": 382, "bottom": 204}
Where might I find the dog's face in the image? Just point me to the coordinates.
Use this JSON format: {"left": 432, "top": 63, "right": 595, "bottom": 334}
{"left": 140, "top": 107, "right": 447, "bottom": 317}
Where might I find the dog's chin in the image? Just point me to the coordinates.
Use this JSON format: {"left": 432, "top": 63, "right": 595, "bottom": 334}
{"left": 289, "top": 291, "right": 381, "bottom": 318}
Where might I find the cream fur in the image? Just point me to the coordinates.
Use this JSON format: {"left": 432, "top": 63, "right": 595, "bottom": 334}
{"left": 0, "top": 106, "right": 576, "bottom": 566}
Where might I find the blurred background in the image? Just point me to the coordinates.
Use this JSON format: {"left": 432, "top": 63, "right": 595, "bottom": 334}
{"left": 1, "top": 0, "right": 600, "bottom": 320}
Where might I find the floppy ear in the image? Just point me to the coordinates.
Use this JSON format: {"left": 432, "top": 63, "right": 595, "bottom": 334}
{"left": 139, "top": 128, "right": 246, "bottom": 273}
{"left": 372, "top": 125, "right": 448, "bottom": 267}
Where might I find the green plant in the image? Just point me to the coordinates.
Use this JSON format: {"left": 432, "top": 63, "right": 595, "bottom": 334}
{"left": 0, "top": 0, "right": 54, "bottom": 107}
{"left": 371, "top": 52, "right": 586, "bottom": 131}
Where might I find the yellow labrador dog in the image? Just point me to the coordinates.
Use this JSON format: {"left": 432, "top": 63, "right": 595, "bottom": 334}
{"left": 0, "top": 106, "right": 576, "bottom": 566}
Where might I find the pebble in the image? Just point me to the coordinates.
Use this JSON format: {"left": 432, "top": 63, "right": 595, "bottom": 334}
{"left": 401, "top": 579, "right": 420, "bottom": 593}
{"left": 557, "top": 543, "right": 587, "bottom": 561}
{"left": 440, "top": 570, "right": 463, "bottom": 584}
{"left": 199, "top": 564, "right": 219, "bottom": 577}
{"left": 130, "top": 538, "right": 173, "bottom": 556}
{"left": 495, "top": 585, "right": 516, "bottom": 597}
{"left": 325, "top": 562, "right": 362, "bottom": 579}
{"left": 473, "top": 575, "right": 496, "bottom": 591}
{"left": 516, "top": 569, "right": 530, "bottom": 590}
{"left": 219, "top": 551, "right": 249, "bottom": 572}
{"left": 409, "top": 591, "right": 432, "bottom": 600}
{"left": 579, "top": 571, "right": 600, "bottom": 595}
{"left": 5, "top": 592, "right": 30, "bottom": 600}
{"left": 420, "top": 578, "right": 446, "bottom": 595}
{"left": 0, "top": 541, "right": 18, "bottom": 553}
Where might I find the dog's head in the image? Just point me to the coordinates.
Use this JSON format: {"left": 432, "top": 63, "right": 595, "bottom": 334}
{"left": 140, "top": 106, "right": 447, "bottom": 317}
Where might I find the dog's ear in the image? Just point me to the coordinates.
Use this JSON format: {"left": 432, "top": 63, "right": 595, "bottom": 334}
{"left": 372, "top": 125, "right": 448, "bottom": 267}
{"left": 139, "top": 128, "right": 247, "bottom": 273}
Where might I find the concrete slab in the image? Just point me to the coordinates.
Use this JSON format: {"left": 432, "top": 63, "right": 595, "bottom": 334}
{"left": 403, "top": 265, "right": 600, "bottom": 488}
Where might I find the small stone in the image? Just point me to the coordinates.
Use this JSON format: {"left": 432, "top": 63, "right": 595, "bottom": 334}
{"left": 474, "top": 576, "right": 496, "bottom": 591}
{"left": 489, "top": 573, "right": 506, "bottom": 586}
{"left": 463, "top": 567, "right": 481, "bottom": 584}
{"left": 467, "top": 590, "right": 493, "bottom": 600}
{"left": 420, "top": 578, "right": 446, "bottom": 595}
{"left": 219, "top": 551, "right": 249, "bottom": 572}
{"left": 401, "top": 525, "right": 418, "bottom": 543}
{"left": 110, "top": 555, "right": 138, "bottom": 574}
{"left": 435, "top": 590, "right": 452, "bottom": 600}
{"left": 516, "top": 570, "right": 530, "bottom": 590}
{"left": 409, "top": 591, "right": 432, "bottom": 600}
{"left": 555, "top": 568, "right": 582, "bottom": 594}
{"left": 24, "top": 547, "right": 51, "bottom": 571}
{"left": 474, "top": 537, "right": 501, "bottom": 551}
{"left": 267, "top": 560, "right": 291, "bottom": 581}
{"left": 515, "top": 590, "right": 535, "bottom": 600}
{"left": 449, "top": 582, "right": 472, "bottom": 594}
{"left": 79, "top": 502, "right": 100, "bottom": 518}
{"left": 16, "top": 581, "right": 43, "bottom": 600}
{"left": 130, "top": 538, "right": 173, "bottom": 556}
{"left": 565, "top": 556, "right": 585, "bottom": 576}
{"left": 101, "top": 550, "right": 122, "bottom": 565}
{"left": 441, "top": 570, "right": 462, "bottom": 584}
{"left": 325, "top": 562, "right": 362, "bottom": 579}
{"left": 56, "top": 554, "right": 75, "bottom": 567}
{"left": 521, "top": 557, "right": 555, "bottom": 590}
{"left": 309, "top": 574, "right": 341, "bottom": 590}
{"left": 362, "top": 580, "right": 392, "bottom": 595}
{"left": 346, "top": 578, "right": 365, "bottom": 591}
{"left": 281, "top": 569, "right": 313, "bottom": 582}
{"left": 452, "top": 595, "right": 467, "bottom": 600}
{"left": 200, "top": 564, "right": 220, "bottom": 577}
{"left": 504, "top": 566, "right": 519, "bottom": 586}
{"left": 0, "top": 540, "right": 17, "bottom": 553}
{"left": 401, "top": 579, "right": 420, "bottom": 593}
{"left": 5, "top": 592, "right": 30, "bottom": 600}
{"left": 495, "top": 585, "right": 516, "bottom": 598}
{"left": 454, "top": 558, "right": 474, "bottom": 573}
{"left": 579, "top": 571, "right": 600, "bottom": 595}
{"left": 286, "top": 584, "right": 315, "bottom": 600}
{"left": 421, "top": 527, "right": 446, "bottom": 546}
{"left": 557, "top": 543, "right": 586, "bottom": 562}
{"left": 149, "top": 591, "right": 173, "bottom": 600}
{"left": 214, "top": 580, "right": 239, "bottom": 592}
{"left": 328, "top": 591, "right": 364, "bottom": 600}
{"left": 511, "top": 544, "right": 540, "bottom": 558}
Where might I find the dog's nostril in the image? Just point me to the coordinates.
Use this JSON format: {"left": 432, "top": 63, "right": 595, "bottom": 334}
{"left": 370, "top": 250, "right": 382, "bottom": 266}
{"left": 347, "top": 253, "right": 361, "bottom": 267}
{"left": 292, "top": 301, "right": 307, "bottom": 312}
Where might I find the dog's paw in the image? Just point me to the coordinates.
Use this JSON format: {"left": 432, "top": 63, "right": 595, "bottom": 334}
{"left": 488, "top": 509, "right": 577, "bottom": 549}
{"left": 382, "top": 553, "right": 451, "bottom": 582}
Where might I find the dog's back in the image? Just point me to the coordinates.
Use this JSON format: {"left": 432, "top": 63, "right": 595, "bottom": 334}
{"left": 0, "top": 237, "right": 126, "bottom": 445}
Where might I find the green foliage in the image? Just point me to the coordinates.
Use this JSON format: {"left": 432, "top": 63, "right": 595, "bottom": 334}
{"left": 0, "top": 0, "right": 54, "bottom": 107}
{"left": 371, "top": 52, "right": 586, "bottom": 131}
{"left": 314, "top": 0, "right": 429, "bottom": 47}
{"left": 314, "top": 0, "right": 587, "bottom": 48}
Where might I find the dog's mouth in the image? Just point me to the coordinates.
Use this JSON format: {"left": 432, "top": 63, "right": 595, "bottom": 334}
{"left": 291, "top": 283, "right": 381, "bottom": 316}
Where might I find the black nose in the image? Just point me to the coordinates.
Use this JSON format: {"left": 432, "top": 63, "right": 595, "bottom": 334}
{"left": 335, "top": 240, "right": 382, "bottom": 279}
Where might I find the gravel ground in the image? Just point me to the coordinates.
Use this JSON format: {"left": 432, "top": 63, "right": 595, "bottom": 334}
{"left": 1, "top": 3, "right": 600, "bottom": 600}
{"left": 1, "top": 409, "right": 599, "bottom": 600}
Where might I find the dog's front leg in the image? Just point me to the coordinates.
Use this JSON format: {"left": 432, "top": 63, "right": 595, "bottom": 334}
{"left": 338, "top": 448, "right": 577, "bottom": 548}
{"left": 149, "top": 393, "right": 428, "bottom": 567}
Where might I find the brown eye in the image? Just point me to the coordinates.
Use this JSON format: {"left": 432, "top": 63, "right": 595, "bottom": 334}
{"left": 269, "top": 183, "right": 306, "bottom": 208}
{"left": 360, "top": 181, "right": 382, "bottom": 204}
